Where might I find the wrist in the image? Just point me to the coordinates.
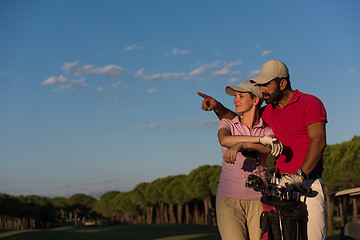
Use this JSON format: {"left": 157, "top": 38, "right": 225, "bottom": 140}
{"left": 296, "top": 169, "right": 307, "bottom": 180}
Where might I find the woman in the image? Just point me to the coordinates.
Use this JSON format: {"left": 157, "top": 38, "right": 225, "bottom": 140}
{"left": 215, "top": 80, "right": 282, "bottom": 240}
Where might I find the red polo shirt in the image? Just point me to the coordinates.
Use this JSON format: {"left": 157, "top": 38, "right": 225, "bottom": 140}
{"left": 261, "top": 90, "right": 327, "bottom": 174}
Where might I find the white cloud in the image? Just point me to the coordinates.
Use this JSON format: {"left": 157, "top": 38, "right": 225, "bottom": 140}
{"left": 67, "top": 79, "right": 87, "bottom": 91}
{"left": 75, "top": 64, "right": 125, "bottom": 77}
{"left": 144, "top": 73, "right": 162, "bottom": 80}
{"left": 262, "top": 50, "right": 272, "bottom": 56}
{"left": 42, "top": 75, "right": 69, "bottom": 85}
{"left": 208, "top": 61, "right": 220, "bottom": 68}
{"left": 164, "top": 48, "right": 190, "bottom": 56}
{"left": 190, "top": 61, "right": 202, "bottom": 67}
{"left": 189, "top": 61, "right": 219, "bottom": 77}
{"left": 147, "top": 88, "right": 156, "bottom": 94}
{"left": 61, "top": 61, "right": 79, "bottom": 73}
{"left": 141, "top": 119, "right": 219, "bottom": 128}
{"left": 182, "top": 76, "right": 190, "bottom": 81}
{"left": 51, "top": 178, "right": 124, "bottom": 198}
{"left": 162, "top": 72, "right": 185, "bottom": 80}
{"left": 56, "top": 79, "right": 87, "bottom": 92}
{"left": 250, "top": 70, "right": 260, "bottom": 75}
{"left": 211, "top": 67, "right": 240, "bottom": 77}
{"left": 229, "top": 77, "right": 241, "bottom": 83}
{"left": 125, "top": 44, "right": 143, "bottom": 51}
{"left": 225, "top": 59, "right": 242, "bottom": 68}
{"left": 190, "top": 66, "right": 205, "bottom": 76}
{"left": 125, "top": 45, "right": 136, "bottom": 51}
{"left": 104, "top": 94, "right": 118, "bottom": 101}
{"left": 74, "top": 64, "right": 94, "bottom": 75}
{"left": 134, "top": 68, "right": 145, "bottom": 78}
{"left": 42, "top": 75, "right": 87, "bottom": 92}
{"left": 107, "top": 81, "right": 122, "bottom": 90}
{"left": 98, "top": 65, "right": 125, "bottom": 77}
{"left": 139, "top": 70, "right": 185, "bottom": 80}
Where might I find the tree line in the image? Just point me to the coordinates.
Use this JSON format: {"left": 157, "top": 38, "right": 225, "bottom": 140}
{"left": 1, "top": 136, "right": 359, "bottom": 234}
{"left": 0, "top": 165, "right": 221, "bottom": 230}
{"left": 323, "top": 135, "right": 360, "bottom": 235}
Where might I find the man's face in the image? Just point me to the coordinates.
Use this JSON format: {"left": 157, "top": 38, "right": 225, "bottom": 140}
{"left": 260, "top": 79, "right": 283, "bottom": 104}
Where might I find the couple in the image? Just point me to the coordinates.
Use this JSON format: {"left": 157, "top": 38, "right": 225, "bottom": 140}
{"left": 198, "top": 60, "right": 327, "bottom": 240}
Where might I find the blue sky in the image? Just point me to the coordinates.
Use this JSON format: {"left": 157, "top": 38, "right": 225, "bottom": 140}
{"left": 1, "top": 0, "right": 359, "bottom": 198}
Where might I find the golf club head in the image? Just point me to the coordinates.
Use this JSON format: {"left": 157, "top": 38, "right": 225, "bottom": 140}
{"left": 246, "top": 174, "right": 266, "bottom": 189}
{"left": 269, "top": 183, "right": 286, "bottom": 191}
{"left": 288, "top": 183, "right": 312, "bottom": 196}
{"left": 269, "top": 168, "right": 281, "bottom": 184}
{"left": 268, "top": 183, "right": 287, "bottom": 200}
{"left": 285, "top": 182, "right": 295, "bottom": 191}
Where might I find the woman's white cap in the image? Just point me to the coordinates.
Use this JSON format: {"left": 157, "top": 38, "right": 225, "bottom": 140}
{"left": 225, "top": 80, "right": 262, "bottom": 98}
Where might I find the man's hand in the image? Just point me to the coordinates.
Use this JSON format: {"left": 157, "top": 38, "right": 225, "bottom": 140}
{"left": 259, "top": 136, "right": 283, "bottom": 157}
{"left": 223, "top": 143, "right": 243, "bottom": 164}
{"left": 197, "top": 92, "right": 218, "bottom": 111}
{"left": 279, "top": 174, "right": 303, "bottom": 187}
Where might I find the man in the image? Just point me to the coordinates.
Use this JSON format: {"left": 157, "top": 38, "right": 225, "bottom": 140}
{"left": 198, "top": 60, "right": 327, "bottom": 240}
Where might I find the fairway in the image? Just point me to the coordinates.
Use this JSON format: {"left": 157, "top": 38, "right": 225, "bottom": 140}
{"left": 0, "top": 224, "right": 221, "bottom": 240}
{"left": 0, "top": 224, "right": 341, "bottom": 239}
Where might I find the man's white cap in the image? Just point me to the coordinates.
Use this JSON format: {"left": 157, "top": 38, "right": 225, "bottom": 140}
{"left": 250, "top": 60, "right": 289, "bottom": 85}
{"left": 225, "top": 80, "right": 262, "bottom": 98}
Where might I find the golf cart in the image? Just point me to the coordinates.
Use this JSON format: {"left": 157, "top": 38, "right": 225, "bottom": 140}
{"left": 335, "top": 187, "right": 360, "bottom": 240}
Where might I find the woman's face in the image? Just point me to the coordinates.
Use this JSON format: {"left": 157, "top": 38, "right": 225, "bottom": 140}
{"left": 233, "top": 92, "right": 256, "bottom": 114}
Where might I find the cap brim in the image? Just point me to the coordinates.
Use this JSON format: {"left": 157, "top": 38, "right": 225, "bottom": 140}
{"left": 250, "top": 75, "right": 273, "bottom": 85}
{"left": 225, "top": 86, "right": 249, "bottom": 96}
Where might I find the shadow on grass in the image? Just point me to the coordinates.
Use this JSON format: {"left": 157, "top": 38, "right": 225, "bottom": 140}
{"left": 325, "top": 234, "right": 340, "bottom": 240}
{"left": 0, "top": 224, "right": 221, "bottom": 240}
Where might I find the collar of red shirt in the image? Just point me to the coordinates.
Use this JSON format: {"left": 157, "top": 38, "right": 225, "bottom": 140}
{"left": 271, "top": 89, "right": 302, "bottom": 109}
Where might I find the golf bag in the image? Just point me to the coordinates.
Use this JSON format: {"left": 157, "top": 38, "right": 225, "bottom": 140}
{"left": 246, "top": 168, "right": 312, "bottom": 240}
{"left": 260, "top": 196, "right": 300, "bottom": 240}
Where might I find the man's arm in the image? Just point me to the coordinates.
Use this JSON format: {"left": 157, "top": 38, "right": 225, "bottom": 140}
{"left": 218, "top": 128, "right": 264, "bottom": 146}
{"left": 218, "top": 128, "right": 283, "bottom": 157}
{"left": 218, "top": 128, "right": 278, "bottom": 164}
{"left": 300, "top": 121, "right": 327, "bottom": 175}
{"left": 222, "top": 141, "right": 271, "bottom": 164}
{"left": 197, "top": 92, "right": 237, "bottom": 120}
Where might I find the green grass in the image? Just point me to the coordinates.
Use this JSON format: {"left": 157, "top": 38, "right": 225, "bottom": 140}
{"left": 325, "top": 230, "right": 341, "bottom": 240}
{"left": 0, "top": 225, "right": 341, "bottom": 240}
{"left": 0, "top": 225, "right": 221, "bottom": 240}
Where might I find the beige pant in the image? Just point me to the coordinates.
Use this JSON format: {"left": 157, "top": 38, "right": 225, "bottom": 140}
{"left": 216, "top": 197, "right": 263, "bottom": 240}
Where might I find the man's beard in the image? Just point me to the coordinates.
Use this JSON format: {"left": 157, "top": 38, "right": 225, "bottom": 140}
{"left": 263, "top": 87, "right": 282, "bottom": 104}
